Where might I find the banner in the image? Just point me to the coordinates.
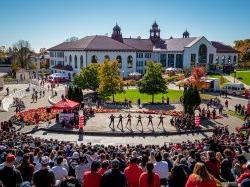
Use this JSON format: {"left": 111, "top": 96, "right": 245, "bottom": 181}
{"left": 59, "top": 113, "right": 74, "bottom": 123}
{"left": 79, "top": 115, "right": 84, "bottom": 129}
{"left": 195, "top": 116, "right": 200, "bottom": 127}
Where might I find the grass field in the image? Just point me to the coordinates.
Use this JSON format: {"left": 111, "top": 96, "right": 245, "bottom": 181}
{"left": 231, "top": 71, "right": 250, "bottom": 85}
{"left": 111, "top": 89, "right": 183, "bottom": 103}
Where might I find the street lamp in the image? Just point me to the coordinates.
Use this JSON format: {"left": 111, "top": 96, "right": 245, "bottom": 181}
{"left": 122, "top": 70, "right": 125, "bottom": 79}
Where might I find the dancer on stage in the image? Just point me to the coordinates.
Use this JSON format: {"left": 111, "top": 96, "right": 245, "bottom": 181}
{"left": 157, "top": 114, "right": 165, "bottom": 129}
{"left": 109, "top": 114, "right": 115, "bottom": 130}
{"left": 126, "top": 113, "right": 132, "bottom": 130}
{"left": 147, "top": 114, "right": 154, "bottom": 130}
{"left": 136, "top": 114, "right": 143, "bottom": 132}
{"left": 117, "top": 114, "right": 124, "bottom": 132}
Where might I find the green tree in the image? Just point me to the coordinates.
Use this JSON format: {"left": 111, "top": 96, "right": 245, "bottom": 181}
{"left": 138, "top": 61, "right": 167, "bottom": 103}
{"left": 183, "top": 85, "right": 201, "bottom": 114}
{"left": 74, "top": 63, "right": 100, "bottom": 91}
{"left": 0, "top": 46, "right": 7, "bottom": 61}
{"left": 98, "top": 60, "right": 123, "bottom": 102}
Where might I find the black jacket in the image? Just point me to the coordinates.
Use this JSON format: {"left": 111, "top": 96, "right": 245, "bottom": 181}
{"left": 100, "top": 169, "right": 127, "bottom": 187}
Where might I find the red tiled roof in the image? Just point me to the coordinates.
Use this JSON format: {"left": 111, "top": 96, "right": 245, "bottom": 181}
{"left": 123, "top": 38, "right": 153, "bottom": 51}
{"left": 211, "top": 41, "right": 238, "bottom": 53}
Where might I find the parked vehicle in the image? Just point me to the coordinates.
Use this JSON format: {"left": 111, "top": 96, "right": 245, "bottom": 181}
{"left": 222, "top": 83, "right": 245, "bottom": 96}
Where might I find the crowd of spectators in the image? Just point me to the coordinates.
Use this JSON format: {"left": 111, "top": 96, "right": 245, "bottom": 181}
{"left": 0, "top": 120, "right": 249, "bottom": 187}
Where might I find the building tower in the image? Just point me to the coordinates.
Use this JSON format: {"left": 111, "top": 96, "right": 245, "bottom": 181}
{"left": 183, "top": 29, "right": 190, "bottom": 38}
{"left": 150, "top": 21, "right": 160, "bottom": 43}
{"left": 111, "top": 23, "right": 123, "bottom": 42}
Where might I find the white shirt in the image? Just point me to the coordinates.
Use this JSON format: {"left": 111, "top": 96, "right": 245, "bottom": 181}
{"left": 153, "top": 161, "right": 169, "bottom": 179}
{"left": 52, "top": 165, "right": 68, "bottom": 180}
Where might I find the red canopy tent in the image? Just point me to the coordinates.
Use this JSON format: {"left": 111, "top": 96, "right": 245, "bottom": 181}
{"left": 51, "top": 98, "right": 80, "bottom": 110}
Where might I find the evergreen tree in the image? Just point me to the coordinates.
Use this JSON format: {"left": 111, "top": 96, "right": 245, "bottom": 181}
{"left": 138, "top": 61, "right": 167, "bottom": 103}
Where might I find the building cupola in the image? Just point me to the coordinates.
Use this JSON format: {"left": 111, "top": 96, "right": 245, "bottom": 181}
{"left": 183, "top": 29, "right": 190, "bottom": 38}
{"left": 111, "top": 23, "right": 123, "bottom": 42}
{"left": 150, "top": 21, "right": 161, "bottom": 43}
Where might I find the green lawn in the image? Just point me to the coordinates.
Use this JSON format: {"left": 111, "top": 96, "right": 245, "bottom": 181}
{"left": 110, "top": 89, "right": 183, "bottom": 103}
{"left": 231, "top": 71, "right": 250, "bottom": 85}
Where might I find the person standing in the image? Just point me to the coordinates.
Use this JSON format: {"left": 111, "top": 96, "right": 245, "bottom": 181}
{"left": 225, "top": 99, "right": 229, "bottom": 108}
{"left": 124, "top": 157, "right": 143, "bottom": 187}
{"left": 117, "top": 114, "right": 124, "bottom": 132}
{"left": 147, "top": 114, "right": 154, "bottom": 130}
{"left": 17, "top": 153, "right": 34, "bottom": 182}
{"left": 126, "top": 113, "right": 132, "bottom": 130}
{"left": 212, "top": 108, "right": 216, "bottom": 119}
{"left": 0, "top": 154, "right": 23, "bottom": 187}
{"left": 185, "top": 162, "right": 217, "bottom": 187}
{"left": 153, "top": 152, "right": 168, "bottom": 186}
{"left": 33, "top": 156, "right": 56, "bottom": 187}
{"left": 157, "top": 114, "right": 164, "bottom": 129}
{"left": 139, "top": 162, "right": 160, "bottom": 187}
{"left": 100, "top": 159, "right": 127, "bottom": 187}
{"left": 83, "top": 161, "right": 102, "bottom": 187}
{"left": 136, "top": 114, "right": 143, "bottom": 132}
{"left": 109, "top": 114, "right": 115, "bottom": 130}
{"left": 51, "top": 156, "right": 68, "bottom": 181}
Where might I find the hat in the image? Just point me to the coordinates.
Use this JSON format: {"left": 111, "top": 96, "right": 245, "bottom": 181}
{"left": 111, "top": 159, "right": 120, "bottom": 169}
{"left": 6, "top": 154, "right": 15, "bottom": 163}
{"left": 72, "top": 152, "right": 79, "bottom": 159}
{"left": 41, "top": 156, "right": 49, "bottom": 165}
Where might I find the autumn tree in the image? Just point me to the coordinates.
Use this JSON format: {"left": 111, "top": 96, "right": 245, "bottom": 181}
{"left": 98, "top": 60, "right": 123, "bottom": 102}
{"left": 138, "top": 61, "right": 167, "bottom": 103}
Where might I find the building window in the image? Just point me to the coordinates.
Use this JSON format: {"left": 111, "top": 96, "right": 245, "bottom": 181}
{"left": 50, "top": 60, "right": 54, "bottom": 66}
{"left": 50, "top": 52, "right": 54, "bottom": 57}
{"left": 57, "top": 52, "right": 64, "bottom": 58}
{"left": 228, "top": 56, "right": 231, "bottom": 63}
{"left": 80, "top": 55, "right": 83, "bottom": 68}
{"left": 191, "top": 54, "right": 196, "bottom": 67}
{"left": 160, "top": 54, "right": 166, "bottom": 67}
{"left": 74, "top": 55, "right": 78, "bottom": 68}
{"left": 104, "top": 55, "right": 110, "bottom": 61}
{"left": 209, "top": 54, "right": 214, "bottom": 64}
{"left": 222, "top": 56, "right": 225, "bottom": 64}
{"left": 91, "top": 55, "right": 98, "bottom": 63}
{"left": 216, "top": 56, "right": 219, "bottom": 64}
{"left": 168, "top": 54, "right": 174, "bottom": 67}
{"left": 136, "top": 53, "right": 143, "bottom": 58}
{"left": 116, "top": 55, "right": 122, "bottom": 68}
{"left": 69, "top": 55, "right": 72, "bottom": 66}
{"left": 145, "top": 60, "right": 147, "bottom": 66}
{"left": 234, "top": 55, "right": 237, "bottom": 63}
{"left": 176, "top": 54, "right": 183, "bottom": 68}
{"left": 145, "top": 53, "right": 151, "bottom": 58}
{"left": 127, "top": 55, "right": 133, "bottom": 68}
{"left": 198, "top": 44, "right": 207, "bottom": 64}
{"left": 65, "top": 56, "right": 67, "bottom": 63}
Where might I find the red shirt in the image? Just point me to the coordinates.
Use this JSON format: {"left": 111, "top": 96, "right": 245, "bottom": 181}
{"left": 205, "top": 159, "right": 221, "bottom": 179}
{"left": 97, "top": 168, "right": 107, "bottom": 176}
{"left": 124, "top": 163, "right": 143, "bottom": 187}
{"left": 83, "top": 171, "right": 101, "bottom": 187}
{"left": 139, "top": 172, "right": 160, "bottom": 187}
{"left": 185, "top": 174, "right": 217, "bottom": 187}
{"left": 237, "top": 172, "right": 250, "bottom": 183}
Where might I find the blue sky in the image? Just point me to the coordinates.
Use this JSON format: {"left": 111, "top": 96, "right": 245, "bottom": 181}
{"left": 0, "top": 0, "right": 249, "bottom": 52}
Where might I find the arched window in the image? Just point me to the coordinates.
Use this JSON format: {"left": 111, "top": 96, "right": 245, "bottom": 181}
{"left": 228, "top": 56, "right": 231, "bottom": 63}
{"left": 116, "top": 55, "right": 122, "bottom": 68}
{"left": 91, "top": 55, "right": 98, "bottom": 63}
{"left": 233, "top": 55, "right": 237, "bottom": 63}
{"left": 69, "top": 55, "right": 72, "bottom": 66}
{"left": 104, "top": 55, "right": 110, "bottom": 61}
{"left": 74, "top": 55, "right": 78, "bottom": 68}
{"left": 222, "top": 56, "right": 225, "bottom": 64}
{"left": 198, "top": 44, "right": 207, "bottom": 64}
{"left": 127, "top": 55, "right": 133, "bottom": 68}
{"left": 80, "top": 55, "right": 84, "bottom": 68}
